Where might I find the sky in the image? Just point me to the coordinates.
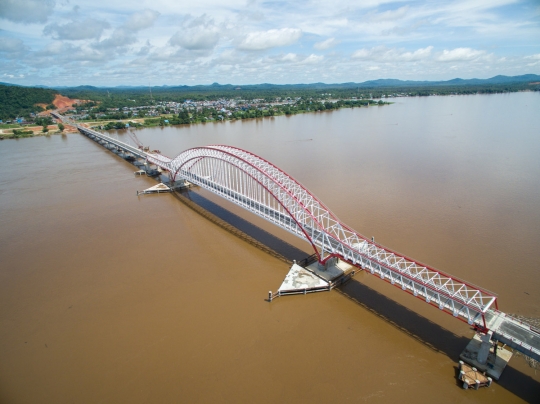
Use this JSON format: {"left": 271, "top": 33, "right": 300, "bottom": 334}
{"left": 0, "top": 0, "right": 539, "bottom": 87}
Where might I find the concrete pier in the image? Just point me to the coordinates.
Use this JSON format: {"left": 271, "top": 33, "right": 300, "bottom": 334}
{"left": 308, "top": 259, "right": 356, "bottom": 283}
{"left": 269, "top": 259, "right": 358, "bottom": 300}
{"left": 136, "top": 183, "right": 172, "bottom": 195}
{"left": 276, "top": 263, "right": 330, "bottom": 296}
{"left": 459, "top": 333, "right": 513, "bottom": 380}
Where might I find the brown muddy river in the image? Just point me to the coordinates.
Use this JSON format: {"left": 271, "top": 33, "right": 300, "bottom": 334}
{"left": 1, "top": 92, "right": 539, "bottom": 403}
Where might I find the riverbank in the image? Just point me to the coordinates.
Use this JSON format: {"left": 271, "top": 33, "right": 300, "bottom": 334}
{"left": 0, "top": 124, "right": 79, "bottom": 139}
{"left": 90, "top": 100, "right": 391, "bottom": 132}
{"left": 0, "top": 100, "right": 391, "bottom": 139}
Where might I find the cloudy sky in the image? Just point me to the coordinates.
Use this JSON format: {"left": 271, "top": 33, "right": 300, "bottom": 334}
{"left": 1, "top": 0, "right": 539, "bottom": 86}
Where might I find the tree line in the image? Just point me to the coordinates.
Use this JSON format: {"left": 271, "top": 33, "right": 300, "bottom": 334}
{"left": 2, "top": 80, "right": 539, "bottom": 120}
{"left": 59, "top": 82, "right": 539, "bottom": 110}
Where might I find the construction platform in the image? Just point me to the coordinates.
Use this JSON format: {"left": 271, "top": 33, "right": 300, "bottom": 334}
{"left": 458, "top": 360, "right": 493, "bottom": 390}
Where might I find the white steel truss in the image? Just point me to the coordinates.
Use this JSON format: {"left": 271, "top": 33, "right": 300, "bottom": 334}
{"left": 146, "top": 145, "right": 498, "bottom": 328}
{"left": 63, "top": 120, "right": 498, "bottom": 330}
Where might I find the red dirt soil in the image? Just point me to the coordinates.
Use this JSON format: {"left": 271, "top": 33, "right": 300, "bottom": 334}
{"left": 36, "top": 94, "right": 90, "bottom": 116}
{"left": 53, "top": 94, "right": 81, "bottom": 110}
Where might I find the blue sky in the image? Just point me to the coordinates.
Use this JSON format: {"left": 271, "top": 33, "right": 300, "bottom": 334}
{"left": 0, "top": 0, "right": 539, "bottom": 86}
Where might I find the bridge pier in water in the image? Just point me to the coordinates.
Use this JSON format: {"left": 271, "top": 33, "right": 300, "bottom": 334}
{"left": 459, "top": 332, "right": 514, "bottom": 380}
{"left": 269, "top": 257, "right": 358, "bottom": 300}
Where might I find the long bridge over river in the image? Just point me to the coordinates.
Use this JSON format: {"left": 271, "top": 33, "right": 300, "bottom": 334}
{"left": 53, "top": 112, "right": 540, "bottom": 381}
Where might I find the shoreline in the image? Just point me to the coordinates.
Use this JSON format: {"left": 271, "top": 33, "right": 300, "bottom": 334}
{"left": 1, "top": 102, "right": 389, "bottom": 139}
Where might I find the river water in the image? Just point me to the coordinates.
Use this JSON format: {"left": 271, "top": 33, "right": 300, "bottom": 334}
{"left": 1, "top": 92, "right": 539, "bottom": 403}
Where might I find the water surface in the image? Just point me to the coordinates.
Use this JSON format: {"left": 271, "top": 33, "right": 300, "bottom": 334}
{"left": 1, "top": 92, "right": 539, "bottom": 403}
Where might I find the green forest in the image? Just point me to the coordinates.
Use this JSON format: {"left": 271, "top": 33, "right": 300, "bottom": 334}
{"left": 1, "top": 76, "right": 539, "bottom": 120}
{"left": 59, "top": 81, "right": 539, "bottom": 111}
{"left": 0, "top": 85, "right": 57, "bottom": 121}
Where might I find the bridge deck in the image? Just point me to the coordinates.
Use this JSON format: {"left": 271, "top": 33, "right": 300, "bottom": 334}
{"left": 486, "top": 311, "right": 540, "bottom": 362}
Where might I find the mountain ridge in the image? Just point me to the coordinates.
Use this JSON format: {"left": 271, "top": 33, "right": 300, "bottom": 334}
{"left": 2, "top": 74, "right": 539, "bottom": 91}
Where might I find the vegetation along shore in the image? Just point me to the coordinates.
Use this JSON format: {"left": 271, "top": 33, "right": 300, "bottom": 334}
{"left": 1, "top": 74, "right": 539, "bottom": 139}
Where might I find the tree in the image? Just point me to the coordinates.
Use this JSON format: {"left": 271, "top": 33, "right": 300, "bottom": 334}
{"left": 42, "top": 125, "right": 49, "bottom": 133}
{"left": 178, "top": 109, "right": 190, "bottom": 124}
{"left": 35, "top": 116, "right": 53, "bottom": 126}
{"left": 58, "top": 123, "right": 65, "bottom": 132}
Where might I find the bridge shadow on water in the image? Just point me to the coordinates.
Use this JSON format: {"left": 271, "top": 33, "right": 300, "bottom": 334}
{"left": 177, "top": 190, "right": 310, "bottom": 263}
{"left": 337, "top": 280, "right": 540, "bottom": 402}
{"left": 175, "top": 189, "right": 538, "bottom": 402}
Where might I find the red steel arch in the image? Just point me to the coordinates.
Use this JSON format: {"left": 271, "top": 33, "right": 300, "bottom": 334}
{"left": 168, "top": 146, "right": 321, "bottom": 256}
{"left": 146, "top": 145, "right": 498, "bottom": 327}
{"left": 164, "top": 145, "right": 352, "bottom": 256}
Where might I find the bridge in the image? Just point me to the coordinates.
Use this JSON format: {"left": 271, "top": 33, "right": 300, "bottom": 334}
{"left": 52, "top": 112, "right": 540, "bottom": 376}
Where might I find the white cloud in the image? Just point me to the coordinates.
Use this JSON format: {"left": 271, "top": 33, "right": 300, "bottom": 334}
{"left": 0, "top": 0, "right": 538, "bottom": 86}
{"left": 0, "top": 36, "right": 25, "bottom": 52}
{"left": 94, "top": 29, "right": 137, "bottom": 50}
{"left": 239, "top": 28, "right": 302, "bottom": 51}
{"left": 525, "top": 53, "right": 540, "bottom": 60}
{"left": 300, "top": 54, "right": 324, "bottom": 64}
{"left": 352, "top": 46, "right": 433, "bottom": 62}
{"left": 436, "top": 47, "right": 487, "bottom": 62}
{"left": 262, "top": 52, "right": 323, "bottom": 66}
{"left": 35, "top": 41, "right": 107, "bottom": 62}
{"left": 69, "top": 47, "right": 108, "bottom": 62}
{"left": 401, "top": 46, "right": 433, "bottom": 61}
{"left": 170, "top": 28, "right": 219, "bottom": 50}
{"left": 314, "top": 37, "right": 340, "bottom": 50}
{"left": 280, "top": 53, "right": 298, "bottom": 62}
{"left": 370, "top": 5, "right": 409, "bottom": 22}
{"left": 44, "top": 19, "right": 110, "bottom": 40}
{"left": 169, "top": 15, "right": 220, "bottom": 51}
{"left": 0, "top": 0, "right": 55, "bottom": 24}
{"left": 35, "top": 41, "right": 64, "bottom": 56}
{"left": 123, "top": 9, "right": 160, "bottom": 32}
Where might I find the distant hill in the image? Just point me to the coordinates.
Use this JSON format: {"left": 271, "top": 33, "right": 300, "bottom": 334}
{"left": 0, "top": 83, "right": 57, "bottom": 120}
{"left": 2, "top": 74, "right": 538, "bottom": 92}
{"left": 0, "top": 82, "right": 23, "bottom": 87}
{"left": 107, "top": 74, "right": 540, "bottom": 90}
{"left": 0, "top": 74, "right": 538, "bottom": 118}
{"left": 345, "top": 74, "right": 540, "bottom": 88}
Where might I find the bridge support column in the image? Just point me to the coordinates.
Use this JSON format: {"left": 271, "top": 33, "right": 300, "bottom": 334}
{"left": 476, "top": 332, "right": 493, "bottom": 365}
{"left": 318, "top": 257, "right": 338, "bottom": 271}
